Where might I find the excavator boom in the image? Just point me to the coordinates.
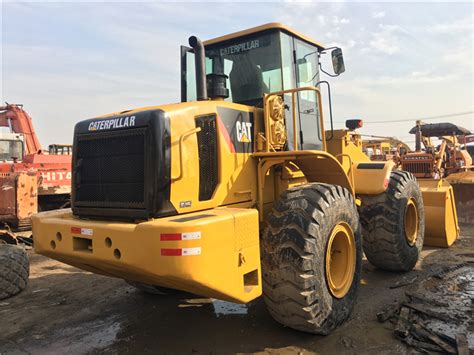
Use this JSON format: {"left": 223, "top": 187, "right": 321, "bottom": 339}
{"left": 0, "top": 104, "right": 42, "bottom": 154}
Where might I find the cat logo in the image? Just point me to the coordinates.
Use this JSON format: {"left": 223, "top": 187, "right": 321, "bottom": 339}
{"left": 236, "top": 120, "right": 252, "bottom": 143}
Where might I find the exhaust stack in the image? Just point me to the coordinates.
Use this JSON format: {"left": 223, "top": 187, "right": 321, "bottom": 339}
{"left": 188, "top": 36, "right": 208, "bottom": 101}
{"left": 415, "top": 120, "right": 422, "bottom": 152}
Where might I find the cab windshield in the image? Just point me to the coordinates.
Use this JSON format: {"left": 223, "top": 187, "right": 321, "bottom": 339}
{"left": 205, "top": 32, "right": 282, "bottom": 106}
{"left": 0, "top": 139, "right": 23, "bottom": 161}
{"left": 184, "top": 31, "right": 321, "bottom": 106}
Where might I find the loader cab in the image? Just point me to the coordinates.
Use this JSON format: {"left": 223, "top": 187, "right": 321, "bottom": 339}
{"left": 0, "top": 132, "right": 24, "bottom": 162}
{"left": 181, "top": 23, "right": 344, "bottom": 151}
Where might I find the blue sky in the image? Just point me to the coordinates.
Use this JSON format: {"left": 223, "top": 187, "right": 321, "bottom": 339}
{"left": 1, "top": 1, "right": 473, "bottom": 146}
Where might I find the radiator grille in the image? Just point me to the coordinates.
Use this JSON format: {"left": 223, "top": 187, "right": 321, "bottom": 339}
{"left": 196, "top": 115, "right": 218, "bottom": 201}
{"left": 74, "top": 128, "right": 146, "bottom": 208}
{"left": 401, "top": 162, "right": 432, "bottom": 176}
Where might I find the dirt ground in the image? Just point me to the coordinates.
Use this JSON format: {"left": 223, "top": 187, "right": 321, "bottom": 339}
{"left": 1, "top": 225, "right": 473, "bottom": 354}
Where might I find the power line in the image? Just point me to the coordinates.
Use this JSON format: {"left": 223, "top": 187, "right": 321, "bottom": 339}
{"left": 334, "top": 110, "right": 474, "bottom": 124}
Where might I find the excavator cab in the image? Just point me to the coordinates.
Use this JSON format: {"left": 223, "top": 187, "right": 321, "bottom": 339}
{"left": 0, "top": 132, "right": 24, "bottom": 162}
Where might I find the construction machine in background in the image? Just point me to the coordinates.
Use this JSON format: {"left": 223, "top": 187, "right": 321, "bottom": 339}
{"left": 0, "top": 104, "right": 71, "bottom": 299}
{"left": 403, "top": 121, "right": 472, "bottom": 178}
{"left": 399, "top": 121, "right": 472, "bottom": 246}
{"left": 463, "top": 134, "right": 474, "bottom": 160}
{"left": 48, "top": 144, "right": 73, "bottom": 155}
{"left": 33, "top": 23, "right": 453, "bottom": 334}
{"left": 0, "top": 104, "right": 72, "bottom": 231}
{"left": 450, "top": 134, "right": 474, "bottom": 224}
{"left": 362, "top": 136, "right": 410, "bottom": 162}
{"left": 363, "top": 140, "right": 392, "bottom": 160}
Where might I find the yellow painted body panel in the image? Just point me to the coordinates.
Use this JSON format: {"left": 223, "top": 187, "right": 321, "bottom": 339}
{"left": 167, "top": 101, "right": 259, "bottom": 214}
{"left": 419, "top": 179, "right": 459, "bottom": 247}
{"left": 254, "top": 150, "right": 353, "bottom": 192}
{"left": 326, "top": 129, "right": 393, "bottom": 194}
{"left": 326, "top": 130, "right": 370, "bottom": 171}
{"left": 353, "top": 161, "right": 395, "bottom": 194}
{"left": 32, "top": 207, "right": 261, "bottom": 303}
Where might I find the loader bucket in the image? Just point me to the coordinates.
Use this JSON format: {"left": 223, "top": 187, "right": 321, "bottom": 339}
{"left": 446, "top": 171, "right": 474, "bottom": 225}
{"left": 419, "top": 179, "right": 459, "bottom": 248}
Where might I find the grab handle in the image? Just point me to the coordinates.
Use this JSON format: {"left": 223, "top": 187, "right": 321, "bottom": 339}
{"left": 171, "top": 127, "right": 201, "bottom": 181}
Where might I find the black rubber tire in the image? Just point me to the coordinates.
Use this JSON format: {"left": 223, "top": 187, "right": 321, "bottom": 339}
{"left": 126, "top": 281, "right": 180, "bottom": 296}
{"left": 359, "top": 171, "right": 425, "bottom": 272}
{"left": 262, "top": 183, "right": 362, "bottom": 335}
{"left": 0, "top": 244, "right": 29, "bottom": 300}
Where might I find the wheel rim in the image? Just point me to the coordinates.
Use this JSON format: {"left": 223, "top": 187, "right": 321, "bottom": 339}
{"left": 325, "top": 222, "right": 356, "bottom": 299}
{"left": 405, "top": 198, "right": 418, "bottom": 246}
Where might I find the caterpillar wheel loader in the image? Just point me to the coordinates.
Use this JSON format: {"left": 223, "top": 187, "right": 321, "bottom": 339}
{"left": 32, "top": 23, "right": 428, "bottom": 334}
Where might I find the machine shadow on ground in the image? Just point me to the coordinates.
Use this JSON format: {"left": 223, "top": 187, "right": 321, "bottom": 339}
{"left": 1, "top": 224, "right": 472, "bottom": 354}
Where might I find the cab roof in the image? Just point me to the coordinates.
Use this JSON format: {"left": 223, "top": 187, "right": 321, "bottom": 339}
{"left": 203, "top": 22, "right": 325, "bottom": 50}
{"left": 409, "top": 123, "right": 472, "bottom": 137}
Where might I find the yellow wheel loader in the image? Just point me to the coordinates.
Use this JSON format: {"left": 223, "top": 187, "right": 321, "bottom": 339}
{"left": 33, "top": 23, "right": 429, "bottom": 334}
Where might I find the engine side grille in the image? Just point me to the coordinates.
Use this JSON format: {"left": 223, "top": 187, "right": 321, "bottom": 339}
{"left": 196, "top": 115, "right": 218, "bottom": 201}
{"left": 74, "top": 128, "right": 146, "bottom": 208}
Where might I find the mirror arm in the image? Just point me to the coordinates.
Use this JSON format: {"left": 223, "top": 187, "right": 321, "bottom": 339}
{"left": 321, "top": 46, "right": 339, "bottom": 53}
{"left": 319, "top": 62, "right": 339, "bottom": 78}
{"left": 302, "top": 50, "right": 318, "bottom": 60}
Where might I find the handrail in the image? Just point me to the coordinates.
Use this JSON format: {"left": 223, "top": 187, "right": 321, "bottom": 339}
{"left": 171, "top": 127, "right": 201, "bottom": 181}
{"left": 316, "top": 81, "right": 334, "bottom": 141}
{"left": 336, "top": 153, "right": 355, "bottom": 191}
{"left": 263, "top": 86, "right": 325, "bottom": 152}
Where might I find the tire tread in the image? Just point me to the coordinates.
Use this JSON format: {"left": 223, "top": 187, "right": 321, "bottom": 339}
{"left": 262, "top": 183, "right": 362, "bottom": 334}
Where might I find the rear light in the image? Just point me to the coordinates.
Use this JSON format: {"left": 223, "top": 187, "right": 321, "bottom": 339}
{"left": 345, "top": 119, "right": 363, "bottom": 130}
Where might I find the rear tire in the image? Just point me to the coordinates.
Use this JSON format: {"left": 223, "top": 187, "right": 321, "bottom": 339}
{"left": 0, "top": 244, "right": 29, "bottom": 300}
{"left": 359, "top": 171, "right": 425, "bottom": 272}
{"left": 262, "top": 183, "right": 362, "bottom": 334}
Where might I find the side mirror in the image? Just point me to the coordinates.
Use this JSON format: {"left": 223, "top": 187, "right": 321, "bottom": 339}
{"left": 331, "top": 48, "right": 345, "bottom": 75}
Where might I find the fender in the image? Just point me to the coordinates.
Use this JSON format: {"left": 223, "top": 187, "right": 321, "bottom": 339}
{"left": 353, "top": 161, "right": 395, "bottom": 195}
{"left": 253, "top": 150, "right": 353, "bottom": 220}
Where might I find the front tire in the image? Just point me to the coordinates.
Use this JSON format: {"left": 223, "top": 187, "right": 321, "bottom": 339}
{"left": 359, "top": 171, "right": 425, "bottom": 272}
{"left": 261, "top": 183, "right": 362, "bottom": 334}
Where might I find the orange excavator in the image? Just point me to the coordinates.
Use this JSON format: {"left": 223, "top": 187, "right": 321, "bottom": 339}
{"left": 0, "top": 103, "right": 72, "bottom": 300}
{"left": 0, "top": 104, "right": 72, "bottom": 234}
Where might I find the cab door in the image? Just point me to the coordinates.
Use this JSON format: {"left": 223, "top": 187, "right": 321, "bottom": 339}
{"left": 294, "top": 39, "right": 323, "bottom": 151}
{"left": 280, "top": 34, "right": 324, "bottom": 151}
